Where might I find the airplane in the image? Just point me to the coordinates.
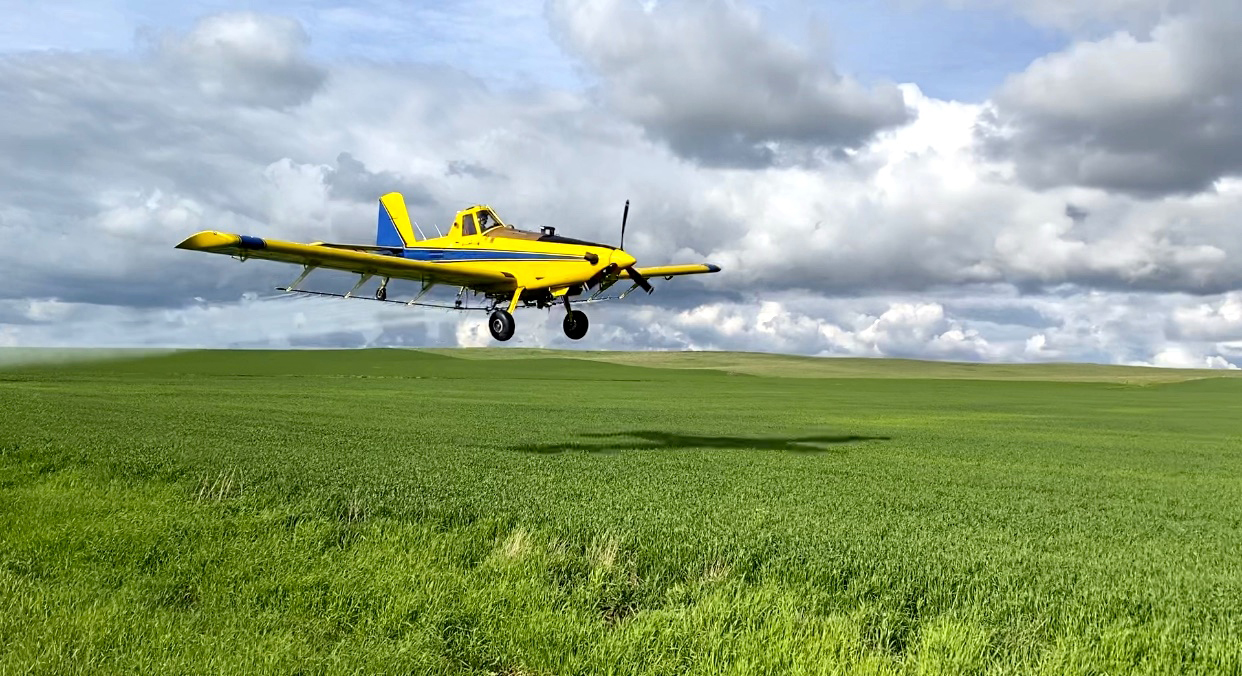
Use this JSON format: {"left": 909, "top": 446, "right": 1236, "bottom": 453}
{"left": 176, "top": 192, "right": 721, "bottom": 341}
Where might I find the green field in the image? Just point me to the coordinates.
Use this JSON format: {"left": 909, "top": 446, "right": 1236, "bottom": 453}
{"left": 2, "top": 349, "right": 1240, "bottom": 674}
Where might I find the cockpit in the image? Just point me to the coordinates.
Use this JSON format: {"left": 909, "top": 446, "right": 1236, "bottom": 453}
{"left": 456, "top": 206, "right": 541, "bottom": 240}
{"left": 452, "top": 205, "right": 615, "bottom": 248}
{"left": 458, "top": 207, "right": 507, "bottom": 237}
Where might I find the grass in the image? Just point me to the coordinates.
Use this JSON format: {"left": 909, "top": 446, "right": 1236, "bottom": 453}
{"left": 1, "top": 348, "right": 1240, "bottom": 674}
{"left": 421, "top": 347, "right": 1242, "bottom": 383}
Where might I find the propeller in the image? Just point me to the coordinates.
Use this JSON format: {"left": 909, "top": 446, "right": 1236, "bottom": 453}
{"left": 617, "top": 199, "right": 652, "bottom": 294}
{"left": 620, "top": 199, "right": 630, "bottom": 250}
{"left": 627, "top": 266, "right": 653, "bottom": 293}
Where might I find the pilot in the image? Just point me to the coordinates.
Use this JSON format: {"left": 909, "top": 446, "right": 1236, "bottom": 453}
{"left": 478, "top": 211, "right": 490, "bottom": 229}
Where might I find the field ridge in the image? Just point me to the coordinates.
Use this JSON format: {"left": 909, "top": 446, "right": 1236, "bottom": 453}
{"left": 4, "top": 346, "right": 1240, "bottom": 383}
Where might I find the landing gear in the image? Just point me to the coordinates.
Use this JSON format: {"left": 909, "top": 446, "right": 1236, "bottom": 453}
{"left": 561, "top": 296, "right": 588, "bottom": 340}
{"left": 488, "top": 310, "right": 515, "bottom": 341}
{"left": 484, "top": 288, "right": 524, "bottom": 342}
{"left": 374, "top": 286, "right": 387, "bottom": 301}
{"left": 563, "top": 310, "right": 589, "bottom": 340}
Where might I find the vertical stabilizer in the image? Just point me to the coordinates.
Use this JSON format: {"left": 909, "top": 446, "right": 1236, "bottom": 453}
{"left": 376, "top": 192, "right": 417, "bottom": 247}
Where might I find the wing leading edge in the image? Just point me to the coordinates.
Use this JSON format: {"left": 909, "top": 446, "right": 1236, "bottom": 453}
{"left": 619, "top": 263, "right": 721, "bottom": 279}
{"left": 175, "top": 231, "right": 516, "bottom": 291}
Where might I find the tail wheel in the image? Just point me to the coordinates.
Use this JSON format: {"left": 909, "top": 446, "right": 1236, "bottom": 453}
{"left": 375, "top": 286, "right": 387, "bottom": 301}
{"left": 563, "top": 310, "right": 589, "bottom": 340}
{"left": 488, "top": 310, "right": 515, "bottom": 341}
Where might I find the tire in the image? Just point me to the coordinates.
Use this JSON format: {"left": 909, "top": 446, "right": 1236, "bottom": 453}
{"left": 563, "top": 310, "right": 589, "bottom": 340}
{"left": 488, "top": 310, "right": 515, "bottom": 341}
{"left": 375, "top": 287, "right": 387, "bottom": 301}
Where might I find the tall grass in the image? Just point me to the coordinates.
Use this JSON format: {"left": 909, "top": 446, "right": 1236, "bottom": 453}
{"left": 1, "top": 350, "right": 1240, "bottom": 673}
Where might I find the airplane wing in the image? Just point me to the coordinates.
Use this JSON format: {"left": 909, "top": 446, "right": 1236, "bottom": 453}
{"left": 175, "top": 231, "right": 516, "bottom": 291}
{"left": 619, "top": 263, "right": 721, "bottom": 280}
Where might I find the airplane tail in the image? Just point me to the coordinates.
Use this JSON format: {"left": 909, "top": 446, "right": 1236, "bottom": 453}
{"left": 376, "top": 192, "right": 417, "bottom": 248}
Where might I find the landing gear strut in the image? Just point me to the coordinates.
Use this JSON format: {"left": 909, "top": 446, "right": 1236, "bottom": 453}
{"left": 488, "top": 287, "right": 523, "bottom": 341}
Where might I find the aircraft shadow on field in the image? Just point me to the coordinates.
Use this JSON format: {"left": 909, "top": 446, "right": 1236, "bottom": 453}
{"left": 517, "top": 431, "right": 891, "bottom": 454}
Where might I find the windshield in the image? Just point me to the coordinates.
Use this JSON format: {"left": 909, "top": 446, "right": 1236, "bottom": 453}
{"left": 476, "top": 209, "right": 504, "bottom": 231}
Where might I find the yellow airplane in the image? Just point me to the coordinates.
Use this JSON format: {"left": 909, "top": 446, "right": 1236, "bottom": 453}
{"left": 176, "top": 192, "right": 721, "bottom": 341}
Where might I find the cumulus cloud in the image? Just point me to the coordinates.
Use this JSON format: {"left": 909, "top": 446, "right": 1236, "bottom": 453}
{"left": 548, "top": 0, "right": 911, "bottom": 167}
{"left": 949, "top": 0, "right": 1190, "bottom": 31}
{"left": 697, "top": 86, "right": 1242, "bottom": 296}
{"left": 0, "top": 294, "right": 459, "bottom": 349}
{"left": 3, "top": 5, "right": 1242, "bottom": 368}
{"left": 155, "top": 12, "right": 327, "bottom": 108}
{"left": 1171, "top": 292, "right": 1242, "bottom": 341}
{"left": 1148, "top": 345, "right": 1238, "bottom": 370}
{"left": 9, "top": 289, "right": 1236, "bottom": 369}
{"left": 326, "top": 152, "right": 433, "bottom": 205}
{"left": 980, "top": 5, "right": 1242, "bottom": 195}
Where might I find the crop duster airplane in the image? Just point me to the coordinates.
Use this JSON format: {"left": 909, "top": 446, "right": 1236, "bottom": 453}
{"left": 176, "top": 192, "right": 721, "bottom": 341}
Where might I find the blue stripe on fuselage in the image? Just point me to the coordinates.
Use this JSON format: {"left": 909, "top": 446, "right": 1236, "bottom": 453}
{"left": 401, "top": 248, "right": 581, "bottom": 262}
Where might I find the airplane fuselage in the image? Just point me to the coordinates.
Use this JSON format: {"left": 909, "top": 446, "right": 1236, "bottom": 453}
{"left": 395, "top": 229, "right": 635, "bottom": 300}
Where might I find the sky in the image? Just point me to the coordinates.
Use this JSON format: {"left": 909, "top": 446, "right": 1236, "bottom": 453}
{"left": 2, "top": 0, "right": 1241, "bottom": 367}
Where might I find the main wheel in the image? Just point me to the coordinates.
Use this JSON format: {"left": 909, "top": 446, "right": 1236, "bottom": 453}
{"left": 563, "top": 310, "right": 589, "bottom": 340}
{"left": 488, "top": 310, "right": 515, "bottom": 341}
{"left": 375, "top": 286, "right": 387, "bottom": 301}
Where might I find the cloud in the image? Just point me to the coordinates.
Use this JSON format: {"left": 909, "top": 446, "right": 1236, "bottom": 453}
{"left": 1148, "top": 345, "right": 1238, "bottom": 370}
{"left": 9, "top": 289, "right": 1236, "bottom": 371}
{"left": 154, "top": 12, "right": 327, "bottom": 109}
{"left": 948, "top": 0, "right": 1184, "bottom": 31}
{"left": 694, "top": 86, "right": 1242, "bottom": 296}
{"left": 3, "top": 5, "right": 1242, "bottom": 368}
{"left": 945, "top": 0, "right": 1242, "bottom": 41}
{"left": 325, "top": 152, "right": 436, "bottom": 206}
{"left": 615, "top": 291, "right": 1237, "bottom": 368}
{"left": 0, "top": 294, "right": 460, "bottom": 349}
{"left": 1171, "top": 292, "right": 1242, "bottom": 341}
{"left": 547, "top": 0, "right": 911, "bottom": 167}
{"left": 979, "top": 5, "right": 1242, "bottom": 195}
{"left": 6, "top": 10, "right": 1236, "bottom": 311}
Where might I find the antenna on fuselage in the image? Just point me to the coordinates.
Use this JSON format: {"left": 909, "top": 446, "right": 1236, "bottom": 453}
{"left": 413, "top": 220, "right": 427, "bottom": 240}
{"left": 432, "top": 223, "right": 444, "bottom": 237}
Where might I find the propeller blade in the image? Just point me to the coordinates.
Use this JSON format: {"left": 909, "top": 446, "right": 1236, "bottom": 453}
{"left": 585, "top": 263, "right": 617, "bottom": 290}
{"left": 625, "top": 266, "right": 653, "bottom": 294}
{"left": 620, "top": 199, "right": 630, "bottom": 250}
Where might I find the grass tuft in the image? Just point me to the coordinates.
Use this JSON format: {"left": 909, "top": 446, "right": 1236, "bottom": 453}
{"left": 500, "top": 528, "right": 531, "bottom": 561}
{"left": 194, "top": 468, "right": 239, "bottom": 502}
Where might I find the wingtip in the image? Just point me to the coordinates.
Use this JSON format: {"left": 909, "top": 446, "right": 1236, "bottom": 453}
{"left": 705, "top": 264, "right": 722, "bottom": 273}
{"left": 176, "top": 231, "right": 242, "bottom": 251}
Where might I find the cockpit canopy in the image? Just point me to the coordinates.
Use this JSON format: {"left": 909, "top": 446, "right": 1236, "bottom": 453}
{"left": 456, "top": 206, "right": 507, "bottom": 236}
{"left": 453, "top": 206, "right": 547, "bottom": 241}
{"left": 449, "top": 204, "right": 614, "bottom": 248}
